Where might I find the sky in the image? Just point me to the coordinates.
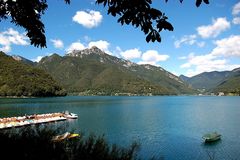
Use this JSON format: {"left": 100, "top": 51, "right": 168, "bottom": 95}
{"left": 0, "top": 0, "right": 240, "bottom": 77}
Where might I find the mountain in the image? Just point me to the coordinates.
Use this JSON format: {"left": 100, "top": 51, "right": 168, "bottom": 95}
{"left": 12, "top": 55, "right": 36, "bottom": 66}
{"left": 212, "top": 69, "right": 240, "bottom": 94}
{"left": 179, "top": 75, "right": 190, "bottom": 82}
{"left": 183, "top": 71, "right": 231, "bottom": 90}
{"left": 0, "top": 52, "right": 66, "bottom": 97}
{"left": 181, "top": 68, "right": 240, "bottom": 95}
{"left": 37, "top": 46, "right": 195, "bottom": 95}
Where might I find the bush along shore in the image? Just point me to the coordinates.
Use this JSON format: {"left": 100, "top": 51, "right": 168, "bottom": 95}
{"left": 0, "top": 126, "right": 144, "bottom": 160}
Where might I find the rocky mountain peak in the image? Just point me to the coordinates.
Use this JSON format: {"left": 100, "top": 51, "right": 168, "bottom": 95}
{"left": 89, "top": 46, "right": 103, "bottom": 53}
{"left": 66, "top": 46, "right": 105, "bottom": 57}
{"left": 11, "top": 55, "right": 36, "bottom": 66}
{"left": 12, "top": 55, "right": 24, "bottom": 61}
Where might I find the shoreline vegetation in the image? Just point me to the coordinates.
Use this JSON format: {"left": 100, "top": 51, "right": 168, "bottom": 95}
{"left": 1, "top": 93, "right": 239, "bottom": 98}
{"left": 1, "top": 90, "right": 239, "bottom": 98}
{"left": 0, "top": 126, "right": 146, "bottom": 160}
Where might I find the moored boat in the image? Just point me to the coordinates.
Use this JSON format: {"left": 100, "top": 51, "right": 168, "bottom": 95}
{"left": 52, "top": 132, "right": 80, "bottom": 142}
{"left": 202, "top": 132, "right": 221, "bottom": 143}
{"left": 63, "top": 111, "right": 78, "bottom": 119}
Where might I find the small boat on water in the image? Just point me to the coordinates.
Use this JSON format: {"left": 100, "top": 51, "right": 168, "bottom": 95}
{"left": 52, "top": 132, "right": 80, "bottom": 142}
{"left": 63, "top": 111, "right": 78, "bottom": 119}
{"left": 202, "top": 132, "right": 221, "bottom": 143}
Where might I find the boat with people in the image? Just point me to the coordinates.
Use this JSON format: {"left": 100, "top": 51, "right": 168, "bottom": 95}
{"left": 0, "top": 111, "right": 78, "bottom": 130}
{"left": 202, "top": 132, "right": 221, "bottom": 143}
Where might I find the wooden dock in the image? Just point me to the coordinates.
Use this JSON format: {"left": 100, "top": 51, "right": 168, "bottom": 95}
{"left": 0, "top": 112, "right": 78, "bottom": 129}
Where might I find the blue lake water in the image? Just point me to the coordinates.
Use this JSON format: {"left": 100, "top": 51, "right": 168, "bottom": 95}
{"left": 0, "top": 96, "right": 240, "bottom": 159}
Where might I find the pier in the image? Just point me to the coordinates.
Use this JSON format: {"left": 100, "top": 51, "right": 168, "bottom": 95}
{"left": 0, "top": 111, "right": 78, "bottom": 129}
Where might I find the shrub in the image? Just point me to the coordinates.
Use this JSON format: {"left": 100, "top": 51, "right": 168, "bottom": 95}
{"left": 0, "top": 126, "right": 140, "bottom": 160}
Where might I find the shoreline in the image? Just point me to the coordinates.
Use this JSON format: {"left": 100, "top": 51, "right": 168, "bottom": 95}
{"left": 0, "top": 95, "right": 67, "bottom": 99}
{"left": 0, "top": 94, "right": 239, "bottom": 98}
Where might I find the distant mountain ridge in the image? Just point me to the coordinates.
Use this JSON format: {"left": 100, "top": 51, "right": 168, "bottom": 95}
{"left": 179, "top": 75, "right": 190, "bottom": 82}
{"left": 37, "top": 46, "right": 195, "bottom": 95}
{"left": 12, "top": 55, "right": 37, "bottom": 66}
{"left": 180, "top": 68, "right": 240, "bottom": 95}
{"left": 180, "top": 71, "right": 231, "bottom": 89}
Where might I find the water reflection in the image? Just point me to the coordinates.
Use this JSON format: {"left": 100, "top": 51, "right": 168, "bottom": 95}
{"left": 203, "top": 139, "right": 222, "bottom": 147}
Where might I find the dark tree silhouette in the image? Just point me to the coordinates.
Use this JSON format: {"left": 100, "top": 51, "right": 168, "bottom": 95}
{"left": 0, "top": 0, "right": 70, "bottom": 48}
{"left": 0, "top": 0, "right": 209, "bottom": 48}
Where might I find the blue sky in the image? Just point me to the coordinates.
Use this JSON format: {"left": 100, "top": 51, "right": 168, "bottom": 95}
{"left": 1, "top": 0, "right": 240, "bottom": 77}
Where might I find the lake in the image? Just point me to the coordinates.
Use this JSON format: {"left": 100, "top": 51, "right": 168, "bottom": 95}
{"left": 0, "top": 96, "right": 240, "bottom": 159}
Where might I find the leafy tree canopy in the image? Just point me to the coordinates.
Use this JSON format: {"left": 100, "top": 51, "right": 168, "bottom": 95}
{"left": 0, "top": 0, "right": 209, "bottom": 48}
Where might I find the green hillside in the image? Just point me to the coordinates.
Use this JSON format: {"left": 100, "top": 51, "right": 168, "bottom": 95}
{"left": 37, "top": 47, "right": 195, "bottom": 95}
{"left": 127, "top": 64, "right": 195, "bottom": 94}
{"left": 212, "top": 74, "right": 240, "bottom": 95}
{"left": 0, "top": 52, "right": 66, "bottom": 97}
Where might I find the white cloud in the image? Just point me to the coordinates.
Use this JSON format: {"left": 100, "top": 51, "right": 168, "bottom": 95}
{"left": 111, "top": 46, "right": 122, "bottom": 58}
{"left": 197, "top": 41, "right": 205, "bottom": 48}
{"left": 0, "top": 28, "right": 29, "bottom": 52}
{"left": 115, "top": 46, "right": 122, "bottom": 53}
{"left": 180, "top": 53, "right": 239, "bottom": 77}
{"left": 178, "top": 56, "right": 187, "bottom": 60}
{"left": 120, "top": 48, "right": 142, "bottom": 60}
{"left": 185, "top": 63, "right": 240, "bottom": 77}
{"left": 174, "top": 34, "right": 197, "bottom": 48}
{"left": 3, "top": 28, "right": 28, "bottom": 45}
{"left": 0, "top": 45, "right": 11, "bottom": 53}
{"left": 181, "top": 35, "right": 240, "bottom": 76}
{"left": 138, "top": 50, "right": 169, "bottom": 66}
{"left": 233, "top": 17, "right": 240, "bottom": 24}
{"left": 88, "top": 40, "right": 111, "bottom": 54}
{"left": 180, "top": 53, "right": 218, "bottom": 69}
{"left": 50, "top": 39, "right": 64, "bottom": 49}
{"left": 211, "top": 35, "right": 240, "bottom": 57}
{"left": 32, "top": 56, "right": 43, "bottom": 62}
{"left": 66, "top": 40, "right": 112, "bottom": 55}
{"left": 72, "top": 10, "right": 103, "bottom": 28}
{"left": 174, "top": 34, "right": 205, "bottom": 48}
{"left": 66, "top": 41, "right": 85, "bottom": 53}
{"left": 197, "top": 17, "right": 230, "bottom": 38}
{"left": 0, "top": 34, "right": 10, "bottom": 46}
{"left": 232, "top": 2, "right": 240, "bottom": 15}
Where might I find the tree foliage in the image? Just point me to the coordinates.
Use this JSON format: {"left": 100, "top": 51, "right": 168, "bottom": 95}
{"left": 0, "top": 126, "right": 141, "bottom": 160}
{"left": 0, "top": 0, "right": 209, "bottom": 48}
{"left": 97, "top": 0, "right": 209, "bottom": 43}
{"left": 0, "top": 0, "right": 69, "bottom": 48}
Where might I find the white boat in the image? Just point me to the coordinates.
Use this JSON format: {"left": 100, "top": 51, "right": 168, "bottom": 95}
{"left": 63, "top": 111, "right": 78, "bottom": 119}
{"left": 203, "top": 132, "right": 221, "bottom": 143}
